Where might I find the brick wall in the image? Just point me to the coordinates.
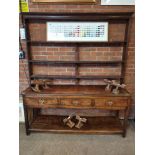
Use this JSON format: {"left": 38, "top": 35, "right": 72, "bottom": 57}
{"left": 19, "top": 0, "right": 135, "bottom": 117}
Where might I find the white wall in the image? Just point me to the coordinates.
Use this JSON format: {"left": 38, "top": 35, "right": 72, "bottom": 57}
{"left": 19, "top": 102, "right": 25, "bottom": 122}
{"left": 101, "top": 0, "right": 135, "bottom": 5}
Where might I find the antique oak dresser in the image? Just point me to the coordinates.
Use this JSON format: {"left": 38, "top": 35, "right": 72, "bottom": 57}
{"left": 21, "top": 12, "right": 133, "bottom": 137}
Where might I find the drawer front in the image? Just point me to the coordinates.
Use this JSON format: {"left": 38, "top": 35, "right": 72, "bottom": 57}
{"left": 24, "top": 97, "right": 59, "bottom": 107}
{"left": 60, "top": 98, "right": 91, "bottom": 107}
{"left": 24, "top": 97, "right": 128, "bottom": 109}
{"left": 95, "top": 98, "right": 128, "bottom": 108}
{"left": 24, "top": 97, "right": 92, "bottom": 108}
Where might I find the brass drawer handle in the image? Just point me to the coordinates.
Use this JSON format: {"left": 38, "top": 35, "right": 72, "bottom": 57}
{"left": 38, "top": 98, "right": 46, "bottom": 105}
{"left": 106, "top": 101, "right": 113, "bottom": 106}
{"left": 72, "top": 100, "right": 79, "bottom": 105}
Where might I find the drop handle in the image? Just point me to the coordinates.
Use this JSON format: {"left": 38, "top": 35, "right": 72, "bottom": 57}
{"left": 38, "top": 98, "right": 46, "bottom": 105}
{"left": 107, "top": 101, "right": 113, "bottom": 106}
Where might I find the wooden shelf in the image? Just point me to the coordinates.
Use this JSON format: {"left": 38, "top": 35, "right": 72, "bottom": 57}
{"left": 29, "top": 115, "right": 123, "bottom": 135}
{"left": 29, "top": 60, "right": 123, "bottom": 66}
{"left": 31, "top": 74, "right": 122, "bottom": 80}
{"left": 21, "top": 12, "right": 132, "bottom": 137}
{"left": 28, "top": 41, "right": 126, "bottom": 47}
{"left": 22, "top": 12, "right": 133, "bottom": 22}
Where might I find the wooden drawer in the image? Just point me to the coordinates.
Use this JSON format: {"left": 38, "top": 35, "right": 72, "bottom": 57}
{"left": 95, "top": 98, "right": 128, "bottom": 108}
{"left": 24, "top": 97, "right": 92, "bottom": 108}
{"left": 24, "top": 97, "right": 59, "bottom": 107}
{"left": 24, "top": 97, "right": 128, "bottom": 109}
{"left": 60, "top": 98, "right": 91, "bottom": 107}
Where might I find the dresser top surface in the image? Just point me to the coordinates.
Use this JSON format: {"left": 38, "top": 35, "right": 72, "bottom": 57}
{"left": 22, "top": 85, "right": 130, "bottom": 97}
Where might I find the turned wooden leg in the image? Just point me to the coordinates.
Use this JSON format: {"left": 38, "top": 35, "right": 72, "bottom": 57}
{"left": 23, "top": 104, "right": 30, "bottom": 136}
{"left": 122, "top": 108, "right": 130, "bottom": 138}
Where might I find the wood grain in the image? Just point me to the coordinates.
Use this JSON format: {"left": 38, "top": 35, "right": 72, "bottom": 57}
{"left": 29, "top": 115, "right": 123, "bottom": 135}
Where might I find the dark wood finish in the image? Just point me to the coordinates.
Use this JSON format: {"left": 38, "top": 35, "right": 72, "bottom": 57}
{"left": 22, "top": 85, "right": 131, "bottom": 137}
{"left": 122, "top": 99, "right": 131, "bottom": 137}
{"left": 121, "top": 17, "right": 132, "bottom": 83}
{"left": 29, "top": 60, "right": 123, "bottom": 66}
{"left": 22, "top": 85, "right": 130, "bottom": 97}
{"left": 23, "top": 104, "right": 30, "bottom": 135}
{"left": 29, "top": 115, "right": 123, "bottom": 135}
{"left": 22, "top": 12, "right": 132, "bottom": 22}
{"left": 21, "top": 12, "right": 133, "bottom": 137}
{"left": 75, "top": 45, "right": 79, "bottom": 85}
{"left": 24, "top": 19, "right": 31, "bottom": 86}
{"left": 30, "top": 75, "right": 123, "bottom": 80}
{"left": 24, "top": 93, "right": 129, "bottom": 109}
{"left": 28, "top": 41, "right": 126, "bottom": 47}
